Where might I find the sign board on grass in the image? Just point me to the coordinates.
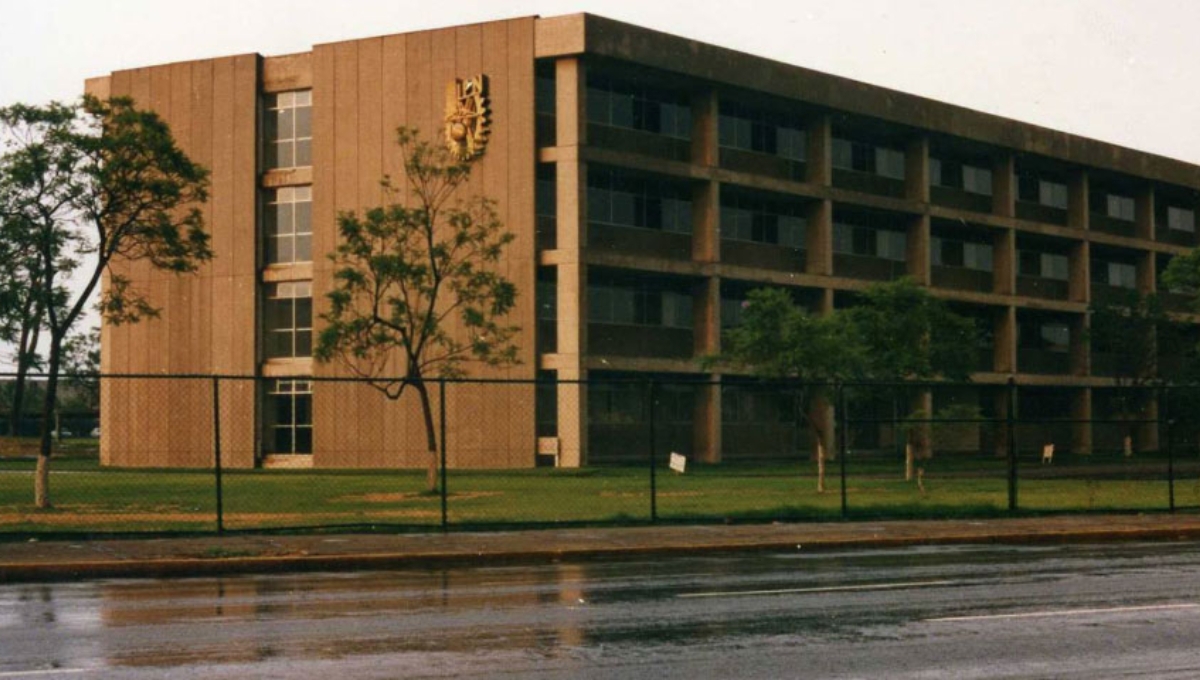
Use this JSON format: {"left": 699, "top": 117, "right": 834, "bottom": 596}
{"left": 669, "top": 452, "right": 686, "bottom": 474}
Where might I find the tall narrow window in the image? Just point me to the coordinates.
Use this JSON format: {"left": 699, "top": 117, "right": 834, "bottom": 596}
{"left": 268, "top": 379, "right": 312, "bottom": 454}
{"left": 264, "top": 186, "right": 312, "bottom": 265}
{"left": 265, "top": 90, "right": 312, "bottom": 169}
{"left": 264, "top": 281, "right": 313, "bottom": 359}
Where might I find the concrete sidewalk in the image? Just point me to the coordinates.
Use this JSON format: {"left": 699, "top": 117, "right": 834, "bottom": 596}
{"left": 4, "top": 513, "right": 1200, "bottom": 583}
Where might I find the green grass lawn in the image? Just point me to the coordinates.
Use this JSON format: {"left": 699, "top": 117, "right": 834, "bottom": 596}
{"left": 2, "top": 452, "right": 1198, "bottom": 534}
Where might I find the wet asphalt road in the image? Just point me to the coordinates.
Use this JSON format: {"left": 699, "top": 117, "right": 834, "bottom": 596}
{"left": 4, "top": 542, "right": 1200, "bottom": 678}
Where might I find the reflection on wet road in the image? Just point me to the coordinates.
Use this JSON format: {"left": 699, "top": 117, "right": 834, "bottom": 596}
{"left": 5, "top": 541, "right": 1200, "bottom": 678}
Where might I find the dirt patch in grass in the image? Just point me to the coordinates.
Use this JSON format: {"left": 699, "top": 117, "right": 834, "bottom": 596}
{"left": 341, "top": 491, "right": 500, "bottom": 503}
{"left": 599, "top": 490, "right": 701, "bottom": 498}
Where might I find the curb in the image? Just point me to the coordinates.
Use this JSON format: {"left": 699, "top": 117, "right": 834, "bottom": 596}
{"left": 5, "top": 525, "right": 1200, "bottom": 583}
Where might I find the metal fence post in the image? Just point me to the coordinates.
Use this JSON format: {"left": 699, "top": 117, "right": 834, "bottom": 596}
{"left": 1164, "top": 385, "right": 1175, "bottom": 513}
{"left": 838, "top": 383, "right": 848, "bottom": 519}
{"left": 440, "top": 379, "right": 448, "bottom": 531}
{"left": 1007, "top": 376, "right": 1018, "bottom": 513}
{"left": 211, "top": 376, "right": 224, "bottom": 534}
{"left": 648, "top": 379, "right": 658, "bottom": 523}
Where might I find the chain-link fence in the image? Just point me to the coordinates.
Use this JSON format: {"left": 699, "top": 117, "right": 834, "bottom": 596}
{"left": 1, "top": 373, "right": 1197, "bottom": 536}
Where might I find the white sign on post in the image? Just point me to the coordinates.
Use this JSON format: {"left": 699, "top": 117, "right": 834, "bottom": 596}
{"left": 669, "top": 452, "right": 687, "bottom": 474}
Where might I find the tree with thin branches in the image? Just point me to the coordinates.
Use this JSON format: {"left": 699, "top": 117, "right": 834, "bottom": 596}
{"left": 316, "top": 127, "right": 519, "bottom": 493}
{"left": 0, "top": 95, "right": 211, "bottom": 508}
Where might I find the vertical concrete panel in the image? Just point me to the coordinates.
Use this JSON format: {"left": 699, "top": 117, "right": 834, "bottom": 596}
{"left": 806, "top": 114, "right": 831, "bottom": 186}
{"left": 992, "top": 154, "right": 1015, "bottom": 218}
{"left": 209, "top": 58, "right": 236, "bottom": 386}
{"left": 806, "top": 200, "right": 833, "bottom": 276}
{"left": 357, "top": 38, "right": 385, "bottom": 464}
{"left": 147, "top": 66, "right": 173, "bottom": 465}
{"left": 691, "top": 88, "right": 719, "bottom": 167}
{"left": 907, "top": 214, "right": 931, "bottom": 285}
{"left": 333, "top": 40, "right": 361, "bottom": 465}
{"left": 993, "top": 228, "right": 1016, "bottom": 295}
{"left": 456, "top": 23, "right": 489, "bottom": 465}
{"left": 228, "top": 55, "right": 261, "bottom": 466}
{"left": 693, "top": 181, "right": 719, "bottom": 263}
{"left": 1069, "top": 240, "right": 1089, "bottom": 304}
{"left": 103, "top": 70, "right": 133, "bottom": 465}
{"left": 191, "top": 61, "right": 215, "bottom": 375}
{"left": 905, "top": 136, "right": 929, "bottom": 203}
{"left": 129, "top": 69, "right": 155, "bottom": 464}
{"left": 310, "top": 45, "right": 338, "bottom": 462}
{"left": 166, "top": 62, "right": 193, "bottom": 461}
{"left": 504, "top": 18, "right": 538, "bottom": 466}
{"left": 1069, "top": 170, "right": 1088, "bottom": 230}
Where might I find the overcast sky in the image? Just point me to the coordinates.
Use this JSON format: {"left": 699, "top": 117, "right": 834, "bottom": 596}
{"left": 1, "top": 0, "right": 1198, "bottom": 368}
{"left": 4, "top": 0, "right": 1199, "bottom": 163}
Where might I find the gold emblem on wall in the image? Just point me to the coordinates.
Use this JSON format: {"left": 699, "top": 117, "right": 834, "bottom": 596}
{"left": 444, "top": 75, "right": 490, "bottom": 161}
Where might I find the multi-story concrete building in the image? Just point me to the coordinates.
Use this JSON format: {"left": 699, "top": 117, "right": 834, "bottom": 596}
{"left": 87, "top": 13, "right": 1200, "bottom": 469}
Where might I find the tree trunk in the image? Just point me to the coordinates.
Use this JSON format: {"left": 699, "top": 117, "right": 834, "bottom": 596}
{"left": 905, "top": 441, "right": 914, "bottom": 482}
{"left": 816, "top": 438, "right": 826, "bottom": 494}
{"left": 35, "top": 334, "right": 64, "bottom": 509}
{"left": 415, "top": 379, "right": 439, "bottom": 494}
{"left": 9, "top": 314, "right": 40, "bottom": 437}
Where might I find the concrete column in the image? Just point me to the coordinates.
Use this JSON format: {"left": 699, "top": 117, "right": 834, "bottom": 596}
{"left": 907, "top": 214, "right": 931, "bottom": 285}
{"left": 1070, "top": 313, "right": 1089, "bottom": 377}
{"left": 1069, "top": 240, "right": 1090, "bottom": 304}
{"left": 993, "top": 228, "right": 1016, "bottom": 296}
{"left": 818, "top": 288, "right": 835, "bottom": 315}
{"left": 992, "top": 154, "right": 1016, "bottom": 218}
{"left": 1071, "top": 388, "right": 1093, "bottom": 455}
{"left": 555, "top": 58, "right": 586, "bottom": 147}
{"left": 995, "top": 306, "right": 1017, "bottom": 374}
{"left": 1136, "top": 185, "right": 1155, "bottom": 241}
{"left": 693, "top": 180, "right": 720, "bottom": 264}
{"left": 555, "top": 58, "right": 588, "bottom": 468}
{"left": 811, "top": 394, "right": 835, "bottom": 462}
{"left": 691, "top": 88, "right": 719, "bottom": 168}
{"left": 807, "top": 200, "right": 833, "bottom": 276}
{"left": 693, "top": 277, "right": 720, "bottom": 358}
{"left": 806, "top": 114, "right": 832, "bottom": 186}
{"left": 1138, "top": 249, "right": 1156, "bottom": 295}
{"left": 1069, "top": 169, "right": 1089, "bottom": 230}
{"left": 693, "top": 376, "right": 722, "bottom": 464}
{"left": 906, "top": 136, "right": 930, "bottom": 203}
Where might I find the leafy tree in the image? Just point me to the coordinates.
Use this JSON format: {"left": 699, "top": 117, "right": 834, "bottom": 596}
{"left": 316, "top": 127, "right": 519, "bottom": 493}
{"left": 843, "top": 278, "right": 977, "bottom": 478}
{"left": 1086, "top": 289, "right": 1165, "bottom": 455}
{"left": 0, "top": 163, "right": 50, "bottom": 438}
{"left": 0, "top": 95, "right": 211, "bottom": 508}
{"left": 709, "top": 287, "right": 865, "bottom": 492}
{"left": 901, "top": 402, "right": 982, "bottom": 487}
{"left": 843, "top": 278, "right": 977, "bottom": 383}
{"left": 710, "top": 278, "right": 977, "bottom": 489}
{"left": 61, "top": 327, "right": 100, "bottom": 411}
{"left": 1162, "top": 250, "right": 1200, "bottom": 302}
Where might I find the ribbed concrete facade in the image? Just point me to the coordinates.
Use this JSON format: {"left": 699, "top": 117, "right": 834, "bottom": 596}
{"left": 88, "top": 14, "right": 1200, "bottom": 468}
